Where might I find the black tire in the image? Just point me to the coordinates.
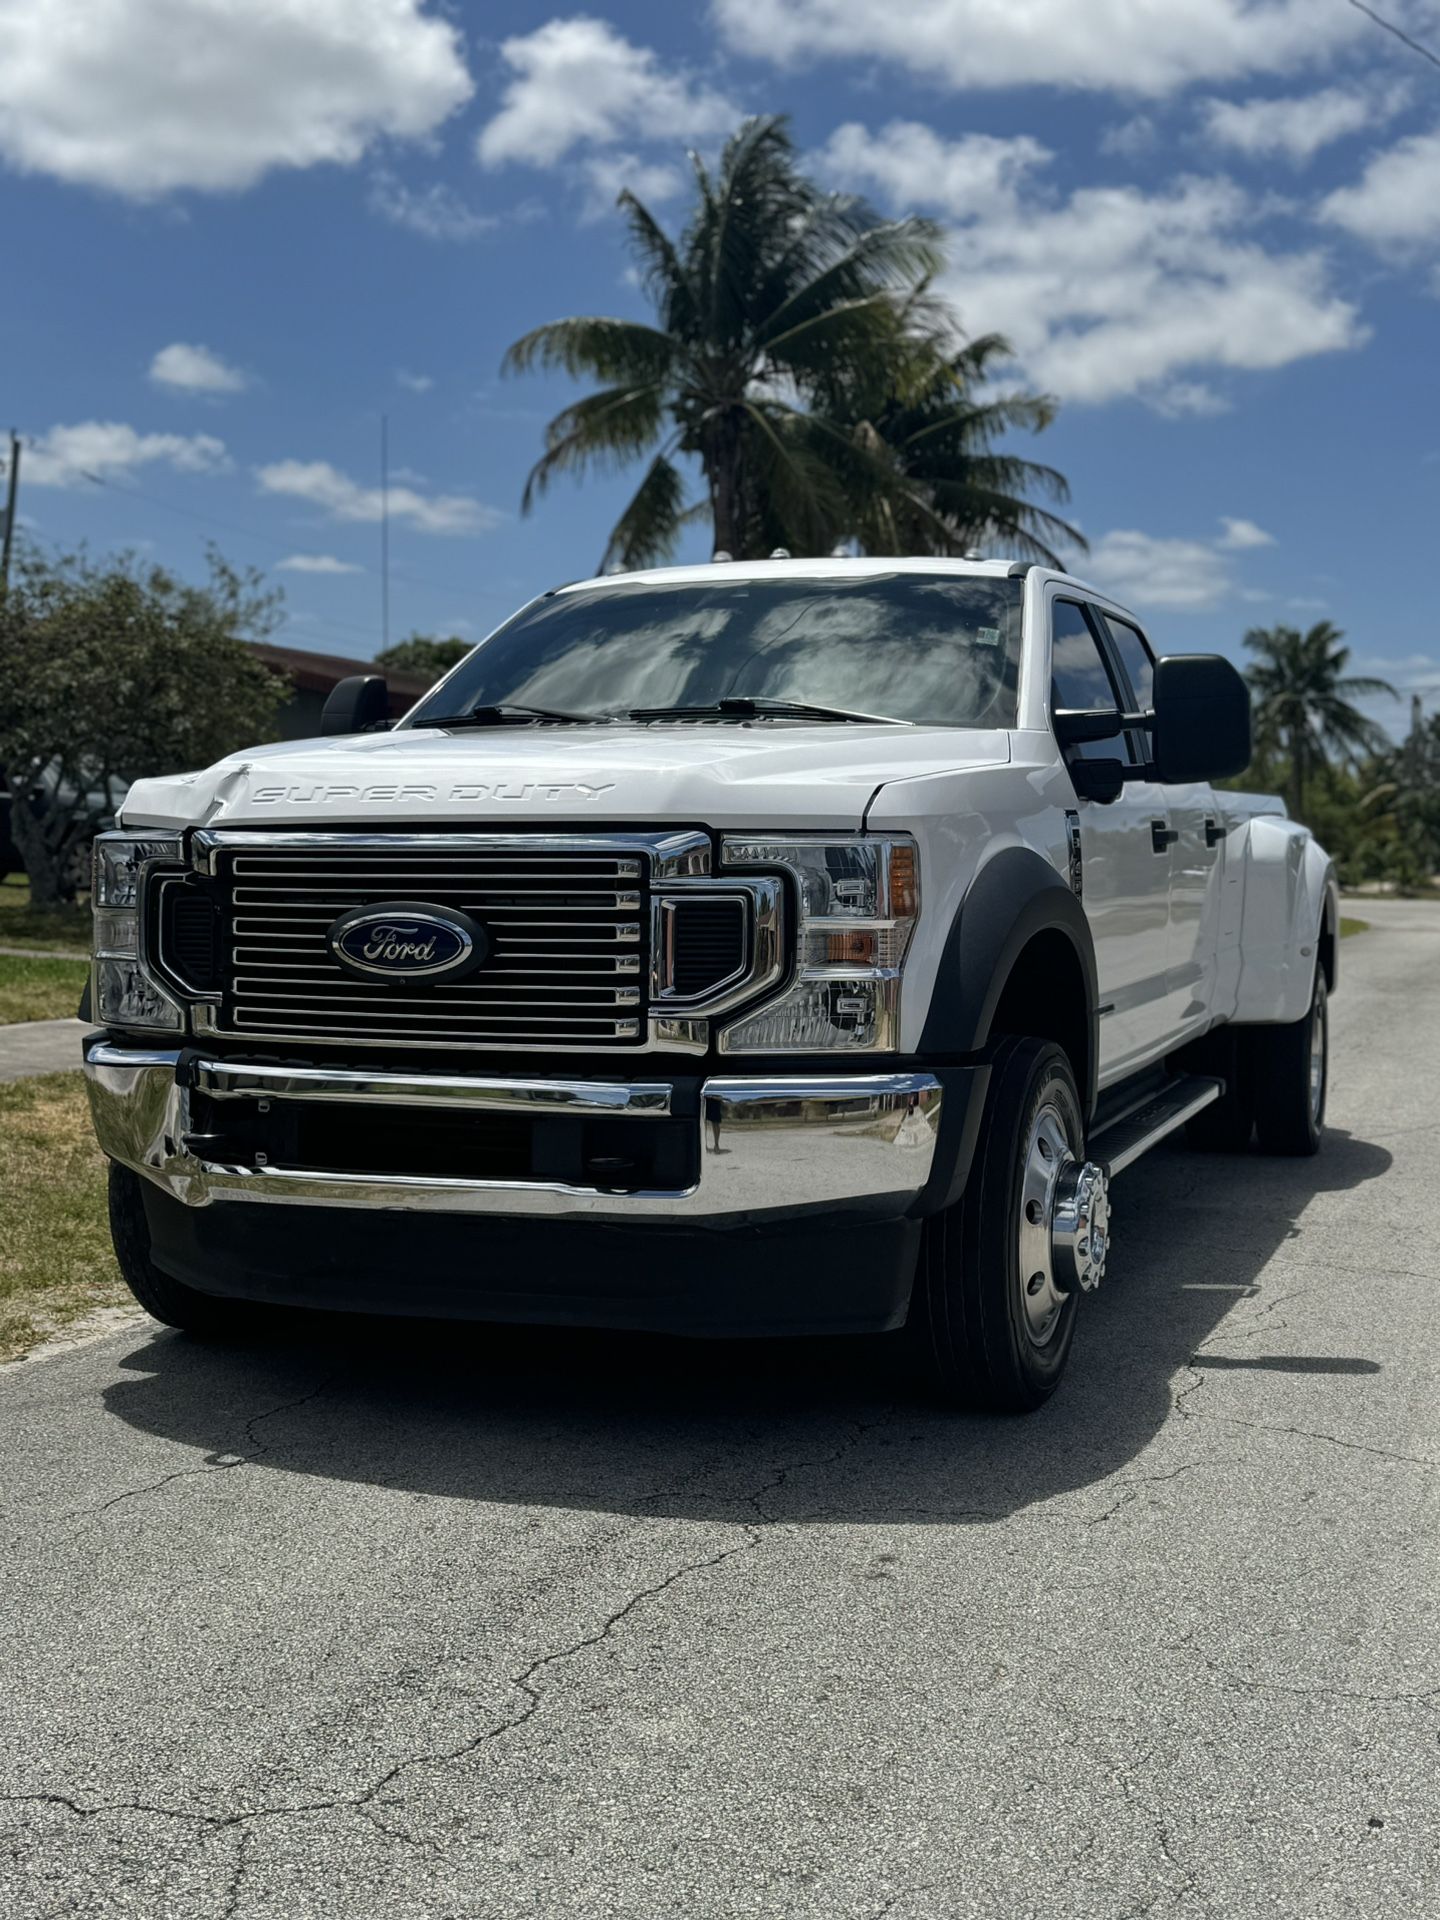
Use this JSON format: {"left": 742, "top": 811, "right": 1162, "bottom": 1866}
{"left": 108, "top": 1164, "right": 248, "bottom": 1334}
{"left": 913, "top": 1037, "right": 1085, "bottom": 1413}
{"left": 1252, "top": 966, "right": 1328, "bottom": 1157}
{"left": 1182, "top": 1026, "right": 1255, "bottom": 1152}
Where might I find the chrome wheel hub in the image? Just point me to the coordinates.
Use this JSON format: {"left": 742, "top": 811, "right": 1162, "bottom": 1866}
{"left": 1016, "top": 1100, "right": 1111, "bottom": 1347}
{"left": 1053, "top": 1159, "right": 1111, "bottom": 1295}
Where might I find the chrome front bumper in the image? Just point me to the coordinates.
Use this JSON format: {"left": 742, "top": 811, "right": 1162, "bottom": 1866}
{"left": 84, "top": 1043, "right": 943, "bottom": 1226}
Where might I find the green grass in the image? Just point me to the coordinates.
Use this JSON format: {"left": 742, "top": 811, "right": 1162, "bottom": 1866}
{"left": 0, "top": 873, "right": 91, "bottom": 956}
{"left": 0, "top": 952, "right": 89, "bottom": 1024}
{"left": 0, "top": 1072, "right": 127, "bottom": 1363}
{"left": 1340, "top": 917, "right": 1369, "bottom": 939}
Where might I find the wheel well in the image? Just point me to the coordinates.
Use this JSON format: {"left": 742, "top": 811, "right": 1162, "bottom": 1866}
{"left": 988, "top": 930, "right": 1092, "bottom": 1111}
{"left": 1319, "top": 900, "right": 1337, "bottom": 990}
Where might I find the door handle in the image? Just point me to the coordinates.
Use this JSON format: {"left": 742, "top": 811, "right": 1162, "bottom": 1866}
{"left": 1151, "top": 819, "right": 1179, "bottom": 853}
{"left": 1203, "top": 817, "right": 1226, "bottom": 847}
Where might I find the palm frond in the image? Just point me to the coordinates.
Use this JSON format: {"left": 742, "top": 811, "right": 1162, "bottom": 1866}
{"left": 617, "top": 189, "right": 698, "bottom": 339}
{"left": 601, "top": 452, "right": 689, "bottom": 572}
{"left": 519, "top": 384, "right": 666, "bottom": 512}
{"left": 501, "top": 318, "right": 675, "bottom": 384}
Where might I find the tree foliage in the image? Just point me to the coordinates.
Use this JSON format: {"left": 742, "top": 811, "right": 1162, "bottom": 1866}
{"left": 503, "top": 116, "right": 1082, "bottom": 569}
{"left": 1243, "top": 621, "right": 1397, "bottom": 822}
{"left": 375, "top": 634, "right": 471, "bottom": 683}
{"left": 0, "top": 544, "right": 288, "bottom": 905}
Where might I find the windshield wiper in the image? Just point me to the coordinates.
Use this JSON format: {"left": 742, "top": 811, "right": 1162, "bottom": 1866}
{"left": 627, "top": 696, "right": 909, "bottom": 726}
{"left": 421, "top": 703, "right": 612, "bottom": 728}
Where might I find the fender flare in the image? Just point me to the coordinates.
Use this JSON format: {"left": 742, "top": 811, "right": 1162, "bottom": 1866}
{"left": 919, "top": 846, "right": 1100, "bottom": 1115}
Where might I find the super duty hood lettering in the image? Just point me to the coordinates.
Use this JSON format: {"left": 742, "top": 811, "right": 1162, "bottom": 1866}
{"left": 251, "top": 780, "right": 616, "bottom": 805}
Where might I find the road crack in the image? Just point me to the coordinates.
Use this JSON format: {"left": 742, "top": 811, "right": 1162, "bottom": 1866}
{"left": 57, "top": 1372, "right": 339, "bottom": 1531}
{"left": 7, "top": 1411, "right": 908, "bottom": 1882}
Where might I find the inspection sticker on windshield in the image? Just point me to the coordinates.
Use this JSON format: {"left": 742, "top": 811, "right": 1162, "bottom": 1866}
{"left": 976, "top": 626, "right": 1002, "bottom": 647}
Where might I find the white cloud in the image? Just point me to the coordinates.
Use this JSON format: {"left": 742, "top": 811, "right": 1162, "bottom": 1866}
{"left": 368, "top": 171, "right": 497, "bottom": 242}
{"left": 256, "top": 458, "right": 502, "bottom": 537}
{"left": 1100, "top": 117, "right": 1158, "bottom": 160}
{"left": 276, "top": 553, "right": 362, "bottom": 575}
{"left": 1321, "top": 130, "right": 1440, "bottom": 248}
{"left": 396, "top": 370, "right": 434, "bottom": 394}
{"left": 711, "top": 0, "right": 1362, "bottom": 95}
{"left": 1147, "top": 380, "right": 1231, "bottom": 418}
{"left": 477, "top": 17, "right": 737, "bottom": 170}
{"left": 1356, "top": 652, "right": 1440, "bottom": 689}
{"left": 0, "top": 0, "right": 472, "bottom": 197}
{"left": 823, "top": 123, "right": 1366, "bottom": 407}
{"left": 1198, "top": 87, "right": 1385, "bottom": 166}
{"left": 148, "top": 341, "right": 248, "bottom": 395}
{"left": 820, "top": 123, "right": 1049, "bottom": 220}
{"left": 1219, "top": 516, "right": 1276, "bottom": 548}
{"left": 25, "top": 420, "right": 229, "bottom": 488}
{"left": 580, "top": 153, "right": 686, "bottom": 220}
{"left": 1083, "top": 529, "right": 1234, "bottom": 612}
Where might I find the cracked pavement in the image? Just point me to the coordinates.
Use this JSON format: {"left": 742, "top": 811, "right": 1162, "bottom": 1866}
{"left": 2, "top": 897, "right": 1437, "bottom": 1917}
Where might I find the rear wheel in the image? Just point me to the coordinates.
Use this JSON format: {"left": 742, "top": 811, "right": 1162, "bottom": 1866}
{"left": 913, "top": 1038, "right": 1108, "bottom": 1413}
{"left": 1252, "top": 966, "right": 1328, "bottom": 1157}
{"left": 109, "top": 1164, "right": 249, "bottom": 1334}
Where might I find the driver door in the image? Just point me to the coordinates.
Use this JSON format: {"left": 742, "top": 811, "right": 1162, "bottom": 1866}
{"left": 1049, "top": 597, "right": 1174, "bottom": 1086}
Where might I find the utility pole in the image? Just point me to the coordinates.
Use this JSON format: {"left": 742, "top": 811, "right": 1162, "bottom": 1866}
{"left": 380, "top": 413, "right": 390, "bottom": 653}
{"left": 0, "top": 430, "right": 20, "bottom": 594}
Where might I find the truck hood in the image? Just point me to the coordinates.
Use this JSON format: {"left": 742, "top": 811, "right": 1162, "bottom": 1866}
{"left": 120, "top": 723, "right": 1012, "bottom": 833}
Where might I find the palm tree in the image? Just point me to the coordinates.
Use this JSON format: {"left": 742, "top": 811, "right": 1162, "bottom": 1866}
{"left": 501, "top": 117, "right": 1081, "bottom": 570}
{"left": 1244, "top": 621, "right": 1397, "bottom": 821}
{"left": 815, "top": 328, "right": 1083, "bottom": 564}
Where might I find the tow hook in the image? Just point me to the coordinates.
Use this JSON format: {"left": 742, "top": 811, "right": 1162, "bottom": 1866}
{"left": 1052, "top": 1161, "right": 1111, "bottom": 1294}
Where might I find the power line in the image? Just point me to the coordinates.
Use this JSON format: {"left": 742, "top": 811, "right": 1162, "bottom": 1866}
{"left": 1347, "top": 0, "right": 1440, "bottom": 71}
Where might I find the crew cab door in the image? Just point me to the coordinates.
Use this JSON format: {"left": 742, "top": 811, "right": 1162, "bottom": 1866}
{"left": 1049, "top": 597, "right": 1174, "bottom": 1083}
{"left": 1093, "top": 608, "right": 1225, "bottom": 1046}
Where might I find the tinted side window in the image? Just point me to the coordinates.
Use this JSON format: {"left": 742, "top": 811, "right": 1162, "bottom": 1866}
{"left": 1099, "top": 613, "right": 1155, "bottom": 710}
{"left": 1050, "top": 600, "right": 1130, "bottom": 763}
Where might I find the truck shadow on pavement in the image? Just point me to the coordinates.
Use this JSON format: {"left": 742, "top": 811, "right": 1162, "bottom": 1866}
{"left": 102, "top": 1126, "right": 1393, "bottom": 1526}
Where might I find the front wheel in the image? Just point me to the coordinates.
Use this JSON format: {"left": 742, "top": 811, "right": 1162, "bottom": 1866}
{"left": 1252, "top": 966, "right": 1328, "bottom": 1156}
{"left": 108, "top": 1164, "right": 250, "bottom": 1335}
{"left": 913, "top": 1038, "right": 1108, "bottom": 1413}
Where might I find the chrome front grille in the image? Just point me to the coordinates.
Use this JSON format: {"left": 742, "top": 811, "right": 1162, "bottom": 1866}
{"left": 210, "top": 838, "right": 649, "bottom": 1050}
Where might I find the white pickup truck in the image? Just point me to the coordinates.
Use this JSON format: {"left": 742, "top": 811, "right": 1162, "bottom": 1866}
{"left": 85, "top": 558, "right": 1338, "bottom": 1411}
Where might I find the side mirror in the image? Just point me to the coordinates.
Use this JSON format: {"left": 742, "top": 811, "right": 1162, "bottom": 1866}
{"left": 1150, "top": 655, "right": 1251, "bottom": 784}
{"left": 320, "top": 674, "right": 391, "bottom": 736}
{"left": 1054, "top": 708, "right": 1125, "bottom": 747}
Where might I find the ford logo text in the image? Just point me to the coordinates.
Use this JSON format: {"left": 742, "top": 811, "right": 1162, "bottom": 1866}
{"left": 326, "top": 901, "right": 488, "bottom": 983}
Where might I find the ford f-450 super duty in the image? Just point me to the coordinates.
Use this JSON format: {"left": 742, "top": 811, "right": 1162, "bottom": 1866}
{"left": 85, "top": 559, "right": 1337, "bottom": 1410}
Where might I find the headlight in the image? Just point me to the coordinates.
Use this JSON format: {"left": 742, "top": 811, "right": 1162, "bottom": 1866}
{"left": 92, "top": 833, "right": 186, "bottom": 1032}
{"left": 717, "top": 836, "right": 918, "bottom": 1053}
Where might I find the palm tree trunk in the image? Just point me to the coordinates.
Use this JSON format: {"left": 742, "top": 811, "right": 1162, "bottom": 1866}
{"left": 1288, "top": 731, "right": 1305, "bottom": 822}
{"left": 706, "top": 414, "right": 746, "bottom": 558}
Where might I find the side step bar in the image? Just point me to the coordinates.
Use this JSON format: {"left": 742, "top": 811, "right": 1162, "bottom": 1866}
{"left": 1089, "top": 1074, "right": 1223, "bottom": 1176}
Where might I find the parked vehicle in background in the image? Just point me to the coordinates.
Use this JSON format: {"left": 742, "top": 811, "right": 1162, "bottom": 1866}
{"left": 83, "top": 559, "right": 1337, "bottom": 1410}
{"left": 0, "top": 761, "right": 125, "bottom": 895}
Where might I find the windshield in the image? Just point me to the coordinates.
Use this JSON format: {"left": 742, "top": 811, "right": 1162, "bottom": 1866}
{"left": 405, "top": 573, "right": 1024, "bottom": 730}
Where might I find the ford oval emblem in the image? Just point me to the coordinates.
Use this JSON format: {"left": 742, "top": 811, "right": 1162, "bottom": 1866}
{"left": 326, "top": 900, "right": 488, "bottom": 983}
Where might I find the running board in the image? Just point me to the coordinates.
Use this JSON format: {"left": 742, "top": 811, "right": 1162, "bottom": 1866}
{"left": 1090, "top": 1074, "right": 1223, "bottom": 1176}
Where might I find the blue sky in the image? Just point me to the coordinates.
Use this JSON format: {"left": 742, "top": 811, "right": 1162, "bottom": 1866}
{"left": 4, "top": 0, "right": 1439, "bottom": 734}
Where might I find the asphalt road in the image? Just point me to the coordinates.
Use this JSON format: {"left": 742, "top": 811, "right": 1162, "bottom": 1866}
{"left": 2, "top": 899, "right": 1437, "bottom": 1918}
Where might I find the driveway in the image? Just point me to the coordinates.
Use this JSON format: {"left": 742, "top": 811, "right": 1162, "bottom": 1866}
{"left": 1, "top": 900, "right": 1436, "bottom": 1917}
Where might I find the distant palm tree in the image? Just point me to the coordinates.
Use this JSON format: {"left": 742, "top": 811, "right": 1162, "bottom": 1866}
{"left": 502, "top": 116, "right": 1081, "bottom": 570}
{"left": 1244, "top": 621, "right": 1397, "bottom": 820}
